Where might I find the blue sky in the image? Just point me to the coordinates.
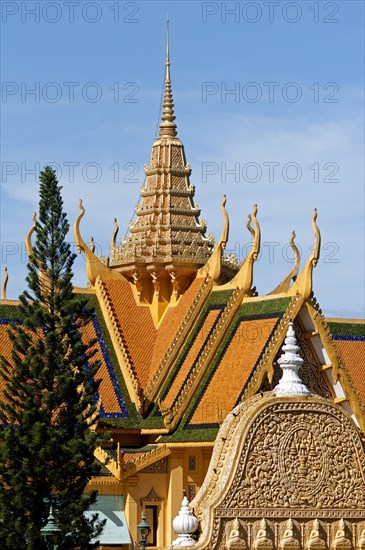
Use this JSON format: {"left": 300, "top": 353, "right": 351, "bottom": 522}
{"left": 1, "top": 0, "right": 364, "bottom": 318}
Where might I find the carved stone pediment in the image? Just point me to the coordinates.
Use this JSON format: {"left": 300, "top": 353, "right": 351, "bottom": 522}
{"left": 191, "top": 393, "right": 365, "bottom": 550}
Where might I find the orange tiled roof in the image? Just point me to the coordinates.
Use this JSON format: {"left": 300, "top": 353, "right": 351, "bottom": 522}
{"left": 148, "top": 277, "right": 206, "bottom": 385}
{"left": 163, "top": 308, "right": 222, "bottom": 409}
{"left": 0, "top": 323, "right": 13, "bottom": 394}
{"left": 99, "top": 276, "right": 210, "bottom": 395}
{"left": 81, "top": 319, "right": 123, "bottom": 415}
{"left": 189, "top": 317, "right": 278, "bottom": 425}
{"left": 335, "top": 339, "right": 365, "bottom": 407}
{"left": 100, "top": 278, "right": 157, "bottom": 389}
{"left": 327, "top": 320, "right": 365, "bottom": 410}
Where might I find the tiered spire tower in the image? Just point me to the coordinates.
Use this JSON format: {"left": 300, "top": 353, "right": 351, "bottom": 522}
{"left": 109, "top": 23, "right": 213, "bottom": 305}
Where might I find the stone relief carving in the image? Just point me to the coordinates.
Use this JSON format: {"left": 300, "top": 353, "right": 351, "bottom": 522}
{"left": 224, "top": 404, "right": 365, "bottom": 510}
{"left": 253, "top": 518, "right": 274, "bottom": 549}
{"left": 332, "top": 519, "right": 352, "bottom": 550}
{"left": 279, "top": 519, "right": 300, "bottom": 550}
{"left": 190, "top": 395, "right": 365, "bottom": 550}
{"left": 140, "top": 457, "right": 167, "bottom": 473}
{"left": 306, "top": 519, "right": 326, "bottom": 549}
{"left": 224, "top": 518, "right": 246, "bottom": 550}
{"left": 358, "top": 528, "right": 365, "bottom": 550}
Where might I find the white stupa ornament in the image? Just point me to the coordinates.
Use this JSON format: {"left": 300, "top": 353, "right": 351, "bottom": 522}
{"left": 274, "top": 322, "right": 310, "bottom": 396}
{"left": 172, "top": 491, "right": 199, "bottom": 546}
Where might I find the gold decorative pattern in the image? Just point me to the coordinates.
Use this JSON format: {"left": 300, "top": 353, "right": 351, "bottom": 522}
{"left": 140, "top": 487, "right": 165, "bottom": 507}
{"left": 140, "top": 457, "right": 168, "bottom": 474}
{"left": 225, "top": 403, "right": 364, "bottom": 509}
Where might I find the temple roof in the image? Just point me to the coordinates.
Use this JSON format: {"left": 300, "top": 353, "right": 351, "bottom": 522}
{"left": 1, "top": 290, "right": 363, "bottom": 440}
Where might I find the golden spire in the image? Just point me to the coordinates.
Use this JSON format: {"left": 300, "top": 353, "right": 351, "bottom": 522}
{"left": 159, "top": 19, "right": 177, "bottom": 138}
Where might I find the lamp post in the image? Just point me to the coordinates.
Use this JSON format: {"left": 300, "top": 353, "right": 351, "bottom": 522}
{"left": 137, "top": 510, "right": 151, "bottom": 550}
{"left": 40, "top": 506, "right": 62, "bottom": 549}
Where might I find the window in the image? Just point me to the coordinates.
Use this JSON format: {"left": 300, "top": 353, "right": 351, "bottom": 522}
{"left": 145, "top": 505, "right": 158, "bottom": 546}
{"left": 188, "top": 455, "right": 197, "bottom": 472}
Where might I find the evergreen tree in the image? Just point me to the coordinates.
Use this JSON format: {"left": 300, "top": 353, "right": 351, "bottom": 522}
{"left": 0, "top": 166, "right": 106, "bottom": 549}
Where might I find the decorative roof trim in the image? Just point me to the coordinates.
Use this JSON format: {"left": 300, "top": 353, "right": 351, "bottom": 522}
{"left": 269, "top": 230, "right": 300, "bottom": 295}
{"left": 94, "top": 276, "right": 145, "bottom": 413}
{"left": 288, "top": 209, "right": 320, "bottom": 299}
{"left": 140, "top": 487, "right": 165, "bottom": 507}
{"left": 220, "top": 204, "right": 260, "bottom": 292}
{"left": 124, "top": 445, "right": 171, "bottom": 478}
{"left": 94, "top": 444, "right": 171, "bottom": 481}
{"left": 74, "top": 199, "right": 124, "bottom": 286}
{"left": 197, "top": 195, "right": 229, "bottom": 283}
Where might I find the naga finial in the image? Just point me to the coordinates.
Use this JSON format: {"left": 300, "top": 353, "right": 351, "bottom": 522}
{"left": 25, "top": 212, "right": 37, "bottom": 258}
{"left": 311, "top": 208, "right": 321, "bottom": 266}
{"left": 73, "top": 199, "right": 123, "bottom": 286}
{"left": 197, "top": 195, "right": 230, "bottom": 283}
{"left": 289, "top": 209, "right": 321, "bottom": 299}
{"left": 246, "top": 214, "right": 254, "bottom": 238}
{"left": 247, "top": 204, "right": 260, "bottom": 261}
{"left": 1, "top": 267, "right": 9, "bottom": 300}
{"left": 220, "top": 194, "right": 229, "bottom": 247}
{"left": 269, "top": 229, "right": 300, "bottom": 295}
{"left": 220, "top": 204, "right": 260, "bottom": 293}
{"left": 111, "top": 217, "right": 119, "bottom": 249}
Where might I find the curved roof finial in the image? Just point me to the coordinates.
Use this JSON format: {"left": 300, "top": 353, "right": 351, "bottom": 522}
{"left": 311, "top": 208, "right": 321, "bottom": 266}
{"left": 222, "top": 204, "right": 260, "bottom": 292}
{"left": 1, "top": 267, "right": 8, "bottom": 300}
{"left": 159, "top": 18, "right": 177, "bottom": 138}
{"left": 289, "top": 208, "right": 321, "bottom": 299}
{"left": 197, "top": 195, "right": 229, "bottom": 283}
{"left": 269, "top": 230, "right": 300, "bottom": 295}
{"left": 111, "top": 217, "right": 119, "bottom": 249}
{"left": 74, "top": 199, "right": 123, "bottom": 286}
{"left": 25, "top": 212, "right": 37, "bottom": 258}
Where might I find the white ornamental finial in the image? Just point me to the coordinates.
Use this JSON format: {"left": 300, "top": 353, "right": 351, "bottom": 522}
{"left": 172, "top": 491, "right": 199, "bottom": 546}
{"left": 274, "top": 322, "right": 310, "bottom": 396}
